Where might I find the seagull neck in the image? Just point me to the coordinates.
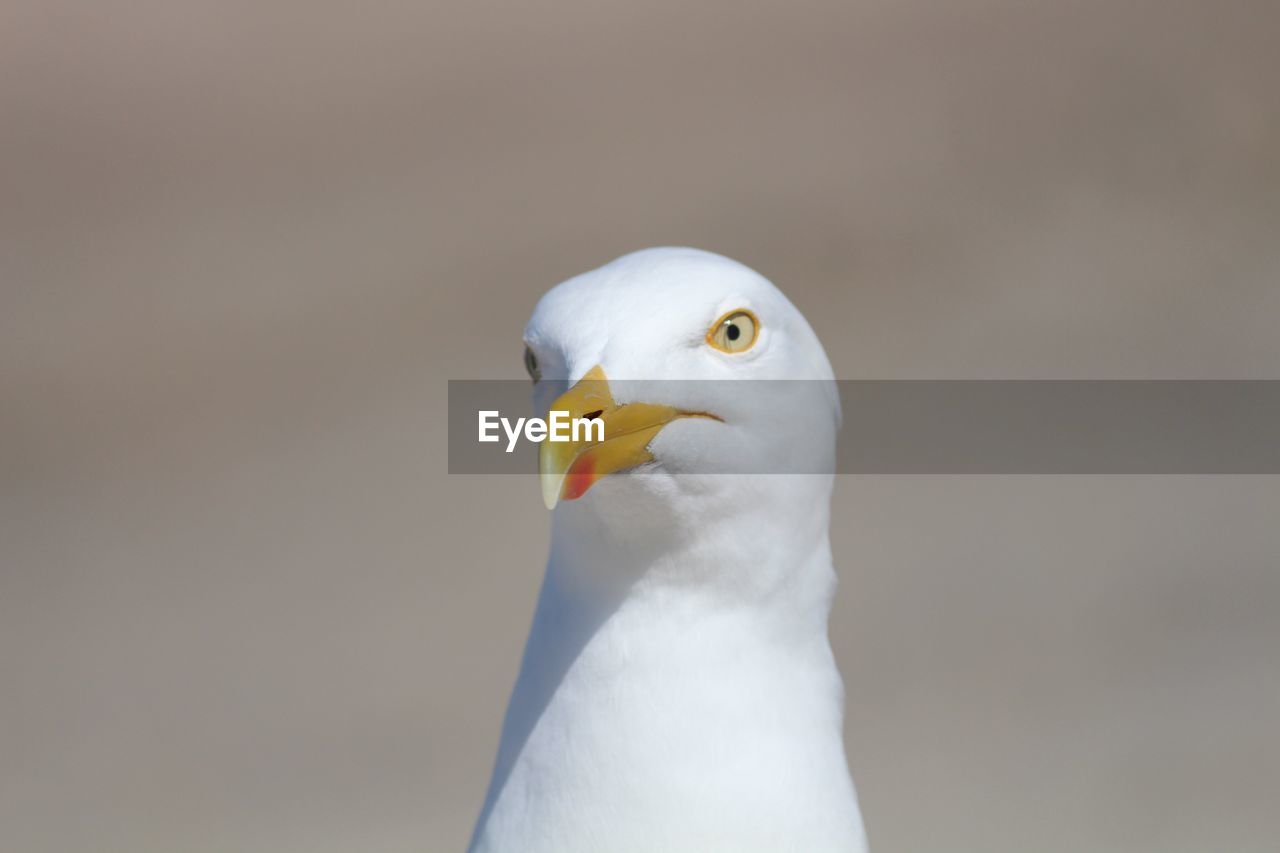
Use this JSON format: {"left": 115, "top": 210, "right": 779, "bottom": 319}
{"left": 545, "top": 478, "right": 837, "bottom": 620}
{"left": 469, "top": 479, "right": 851, "bottom": 849}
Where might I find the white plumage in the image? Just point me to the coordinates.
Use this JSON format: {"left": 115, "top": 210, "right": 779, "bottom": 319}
{"left": 470, "top": 248, "right": 867, "bottom": 853}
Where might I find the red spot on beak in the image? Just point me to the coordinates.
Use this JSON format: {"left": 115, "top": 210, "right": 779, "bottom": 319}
{"left": 562, "top": 453, "right": 598, "bottom": 501}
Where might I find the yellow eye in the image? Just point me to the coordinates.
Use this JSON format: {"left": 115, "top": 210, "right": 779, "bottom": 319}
{"left": 523, "top": 345, "right": 541, "bottom": 382}
{"left": 706, "top": 309, "right": 759, "bottom": 354}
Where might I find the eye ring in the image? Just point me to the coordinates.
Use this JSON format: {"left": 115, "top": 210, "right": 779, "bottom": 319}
{"left": 706, "top": 309, "right": 760, "bottom": 354}
{"left": 523, "top": 345, "right": 541, "bottom": 382}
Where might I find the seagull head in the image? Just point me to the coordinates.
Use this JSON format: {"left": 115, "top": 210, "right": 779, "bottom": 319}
{"left": 524, "top": 247, "right": 841, "bottom": 518}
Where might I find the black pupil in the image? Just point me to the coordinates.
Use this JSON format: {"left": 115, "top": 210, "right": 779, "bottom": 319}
{"left": 725, "top": 322, "right": 741, "bottom": 341}
{"left": 525, "top": 350, "right": 537, "bottom": 374}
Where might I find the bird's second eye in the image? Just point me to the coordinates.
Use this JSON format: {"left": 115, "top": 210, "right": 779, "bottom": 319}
{"left": 523, "top": 345, "right": 541, "bottom": 382}
{"left": 707, "top": 309, "right": 759, "bottom": 354}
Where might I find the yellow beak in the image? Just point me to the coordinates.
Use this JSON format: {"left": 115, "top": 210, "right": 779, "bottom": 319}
{"left": 539, "top": 365, "right": 710, "bottom": 509}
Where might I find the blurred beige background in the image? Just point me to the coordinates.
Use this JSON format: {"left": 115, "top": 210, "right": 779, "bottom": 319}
{"left": 3, "top": 1, "right": 1279, "bottom": 851}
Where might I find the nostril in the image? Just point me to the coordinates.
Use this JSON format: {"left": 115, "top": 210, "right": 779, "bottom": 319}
{"left": 582, "top": 409, "right": 604, "bottom": 421}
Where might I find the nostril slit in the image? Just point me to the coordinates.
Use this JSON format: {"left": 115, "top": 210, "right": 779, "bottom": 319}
{"left": 582, "top": 409, "right": 604, "bottom": 421}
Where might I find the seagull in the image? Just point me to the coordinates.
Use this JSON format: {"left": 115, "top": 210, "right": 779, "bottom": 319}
{"left": 468, "top": 248, "right": 868, "bottom": 853}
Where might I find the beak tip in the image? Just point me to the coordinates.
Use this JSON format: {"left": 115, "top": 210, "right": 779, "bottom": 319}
{"left": 540, "top": 469, "right": 563, "bottom": 510}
